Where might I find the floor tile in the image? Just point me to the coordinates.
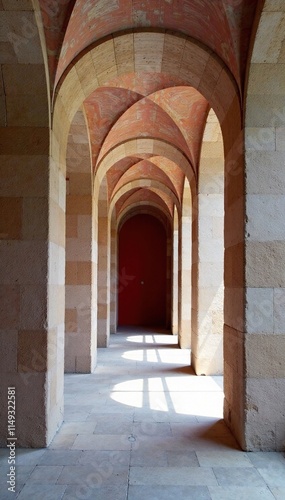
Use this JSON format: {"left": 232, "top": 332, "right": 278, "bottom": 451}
{"left": 48, "top": 434, "right": 77, "bottom": 450}
{"left": 258, "top": 466, "right": 285, "bottom": 488}
{"left": 130, "top": 449, "right": 168, "bottom": 466}
{"left": 0, "top": 465, "right": 35, "bottom": 485}
{"left": 26, "top": 465, "right": 63, "bottom": 484}
{"left": 63, "top": 483, "right": 128, "bottom": 500}
{"left": 72, "top": 434, "right": 132, "bottom": 451}
{"left": 90, "top": 414, "right": 134, "bottom": 434}
{"left": 133, "top": 421, "right": 172, "bottom": 439}
{"left": 166, "top": 450, "right": 200, "bottom": 467}
{"left": 13, "top": 449, "right": 46, "bottom": 466}
{"left": 196, "top": 450, "right": 253, "bottom": 467}
{"left": 17, "top": 484, "right": 66, "bottom": 500}
{"left": 270, "top": 487, "right": 285, "bottom": 499}
{"left": 38, "top": 450, "right": 82, "bottom": 466}
{"left": 79, "top": 450, "right": 130, "bottom": 467}
{"left": 247, "top": 452, "right": 285, "bottom": 469}
{"left": 129, "top": 466, "right": 218, "bottom": 486}
{"left": 213, "top": 467, "right": 267, "bottom": 487}
{"left": 57, "top": 464, "right": 129, "bottom": 486}
{"left": 6, "top": 330, "right": 285, "bottom": 499}
{"left": 59, "top": 421, "right": 97, "bottom": 435}
{"left": 127, "top": 485, "right": 211, "bottom": 500}
{"left": 208, "top": 486, "right": 275, "bottom": 500}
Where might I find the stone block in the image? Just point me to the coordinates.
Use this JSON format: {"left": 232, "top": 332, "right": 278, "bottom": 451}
{"left": 276, "top": 127, "right": 285, "bottom": 150}
{"left": 246, "top": 378, "right": 285, "bottom": 450}
{"left": 274, "top": 288, "right": 285, "bottom": 333}
{"left": 224, "top": 286, "right": 244, "bottom": 332}
{"left": 246, "top": 95, "right": 285, "bottom": 127}
{"left": 245, "top": 127, "right": 275, "bottom": 151}
{"left": 0, "top": 241, "right": 48, "bottom": 284}
{"left": 245, "top": 241, "right": 285, "bottom": 287}
{"left": 251, "top": 11, "right": 285, "bottom": 64}
{"left": 0, "top": 128, "right": 49, "bottom": 155}
{"left": 198, "top": 55, "right": 223, "bottom": 103}
{"left": 66, "top": 215, "right": 78, "bottom": 238}
{"left": 245, "top": 333, "right": 285, "bottom": 377}
{"left": 22, "top": 197, "right": 48, "bottom": 240}
{"left": 0, "top": 95, "right": 6, "bottom": 126}
{"left": 198, "top": 264, "right": 223, "bottom": 288}
{"left": 76, "top": 355, "right": 92, "bottom": 373}
{"left": 77, "top": 262, "right": 92, "bottom": 285}
{"left": 224, "top": 325, "right": 244, "bottom": 375}
{"left": 64, "top": 354, "right": 76, "bottom": 373}
{"left": 18, "top": 330, "right": 47, "bottom": 372}
{"left": 68, "top": 173, "right": 92, "bottom": 195}
{"left": 2, "top": 1, "right": 33, "bottom": 12}
{"left": 247, "top": 194, "right": 285, "bottom": 241}
{"left": 247, "top": 63, "right": 285, "bottom": 95}
{"left": 77, "top": 215, "right": 92, "bottom": 240}
{"left": 0, "top": 329, "right": 18, "bottom": 373}
{"left": 58, "top": 66, "right": 85, "bottom": 121}
{"left": 75, "top": 52, "right": 98, "bottom": 98}
{"left": 66, "top": 261, "right": 77, "bottom": 285}
{"left": 1, "top": 12, "right": 43, "bottom": 64}
{"left": 245, "top": 288, "right": 273, "bottom": 334}
{"left": 47, "top": 284, "right": 65, "bottom": 329}
{"left": 0, "top": 285, "right": 20, "bottom": 329}
{"left": 65, "top": 309, "right": 77, "bottom": 333}
{"left": 3, "top": 63, "right": 47, "bottom": 95}
{"left": 114, "top": 33, "right": 135, "bottom": 75}
{"left": 65, "top": 285, "right": 91, "bottom": 309}
{"left": 134, "top": 32, "right": 164, "bottom": 73}
{"left": 48, "top": 243, "right": 65, "bottom": 286}
{"left": 66, "top": 239, "right": 91, "bottom": 262}
{"left": 245, "top": 151, "right": 285, "bottom": 194}
{"left": 66, "top": 195, "right": 92, "bottom": 215}
{"left": 49, "top": 201, "right": 65, "bottom": 248}
{"left": 20, "top": 284, "right": 47, "bottom": 329}
{"left": 0, "top": 197, "right": 22, "bottom": 239}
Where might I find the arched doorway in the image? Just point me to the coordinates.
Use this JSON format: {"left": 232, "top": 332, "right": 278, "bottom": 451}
{"left": 118, "top": 214, "right": 167, "bottom": 327}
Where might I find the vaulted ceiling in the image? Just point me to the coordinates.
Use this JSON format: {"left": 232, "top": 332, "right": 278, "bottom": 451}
{"left": 39, "top": 0, "right": 260, "bottom": 221}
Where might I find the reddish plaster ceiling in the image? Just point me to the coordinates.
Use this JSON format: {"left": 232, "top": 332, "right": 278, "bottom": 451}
{"left": 117, "top": 187, "right": 172, "bottom": 217}
{"left": 39, "top": 0, "right": 257, "bottom": 89}
{"left": 38, "top": 1, "right": 259, "bottom": 221}
{"left": 112, "top": 160, "right": 178, "bottom": 199}
{"left": 98, "top": 97, "right": 192, "bottom": 163}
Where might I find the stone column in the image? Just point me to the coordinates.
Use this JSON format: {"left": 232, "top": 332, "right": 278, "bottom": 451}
{"left": 243, "top": 5, "right": 285, "bottom": 450}
{"left": 97, "top": 178, "right": 110, "bottom": 347}
{"left": 65, "top": 112, "right": 94, "bottom": 373}
{"left": 178, "top": 179, "right": 192, "bottom": 348}
{"left": 191, "top": 110, "right": 224, "bottom": 375}
{"left": 172, "top": 207, "right": 179, "bottom": 335}
{"left": 0, "top": 3, "right": 64, "bottom": 446}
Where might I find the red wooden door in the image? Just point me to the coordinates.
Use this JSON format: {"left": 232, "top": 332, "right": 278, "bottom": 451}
{"left": 118, "top": 214, "right": 167, "bottom": 326}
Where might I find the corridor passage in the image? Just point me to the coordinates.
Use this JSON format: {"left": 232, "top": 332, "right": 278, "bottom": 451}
{"left": 1, "top": 330, "right": 285, "bottom": 499}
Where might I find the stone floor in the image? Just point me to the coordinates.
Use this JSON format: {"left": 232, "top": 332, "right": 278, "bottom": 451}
{"left": 1, "top": 328, "right": 285, "bottom": 499}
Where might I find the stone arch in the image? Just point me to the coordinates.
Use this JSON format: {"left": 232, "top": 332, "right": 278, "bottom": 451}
{"left": 96, "top": 138, "right": 194, "bottom": 184}
{"left": 110, "top": 180, "right": 180, "bottom": 215}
